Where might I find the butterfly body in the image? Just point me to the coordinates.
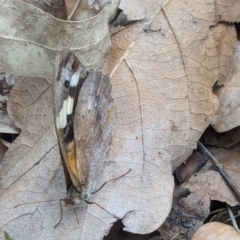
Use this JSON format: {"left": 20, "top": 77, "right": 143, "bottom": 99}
{"left": 53, "top": 49, "right": 113, "bottom": 205}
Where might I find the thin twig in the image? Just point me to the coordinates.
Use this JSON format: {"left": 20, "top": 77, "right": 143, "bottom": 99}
{"left": 226, "top": 204, "right": 239, "bottom": 232}
{"left": 209, "top": 208, "right": 226, "bottom": 215}
{"left": 198, "top": 141, "right": 240, "bottom": 201}
{"left": 209, "top": 208, "right": 227, "bottom": 222}
{"left": 225, "top": 212, "right": 240, "bottom": 223}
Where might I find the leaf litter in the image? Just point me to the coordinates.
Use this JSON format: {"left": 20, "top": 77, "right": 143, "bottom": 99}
{"left": 0, "top": 0, "right": 240, "bottom": 239}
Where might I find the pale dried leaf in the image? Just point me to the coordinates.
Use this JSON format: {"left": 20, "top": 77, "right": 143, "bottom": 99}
{"left": 103, "top": 9, "right": 236, "bottom": 162}
{"left": 118, "top": 0, "right": 162, "bottom": 20}
{"left": 103, "top": 5, "right": 236, "bottom": 233}
{"left": 192, "top": 222, "right": 240, "bottom": 240}
{"left": 0, "top": 0, "right": 119, "bottom": 77}
{"left": 216, "top": 0, "right": 240, "bottom": 23}
{"left": 184, "top": 170, "right": 238, "bottom": 206}
{"left": 183, "top": 144, "right": 240, "bottom": 206}
{"left": 103, "top": 0, "right": 238, "bottom": 231}
{"left": 212, "top": 42, "right": 240, "bottom": 132}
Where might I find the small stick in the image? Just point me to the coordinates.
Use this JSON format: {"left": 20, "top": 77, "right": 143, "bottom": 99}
{"left": 226, "top": 204, "right": 239, "bottom": 232}
{"left": 198, "top": 141, "right": 240, "bottom": 201}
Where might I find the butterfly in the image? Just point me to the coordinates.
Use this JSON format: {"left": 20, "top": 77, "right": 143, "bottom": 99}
{"left": 52, "top": 48, "right": 115, "bottom": 226}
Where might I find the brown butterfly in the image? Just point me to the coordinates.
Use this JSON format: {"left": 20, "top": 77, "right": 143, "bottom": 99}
{"left": 52, "top": 48, "right": 128, "bottom": 226}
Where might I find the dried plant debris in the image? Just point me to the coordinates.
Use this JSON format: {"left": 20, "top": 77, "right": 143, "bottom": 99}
{"left": 159, "top": 190, "right": 210, "bottom": 240}
{"left": 202, "top": 126, "right": 240, "bottom": 148}
{"left": 174, "top": 151, "right": 207, "bottom": 184}
{"left": 183, "top": 144, "right": 240, "bottom": 206}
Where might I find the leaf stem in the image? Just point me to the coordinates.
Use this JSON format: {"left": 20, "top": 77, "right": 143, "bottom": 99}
{"left": 198, "top": 141, "right": 240, "bottom": 201}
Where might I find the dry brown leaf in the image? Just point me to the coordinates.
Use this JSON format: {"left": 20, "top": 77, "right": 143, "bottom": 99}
{"left": 192, "top": 222, "right": 240, "bottom": 240}
{"left": 0, "top": 0, "right": 240, "bottom": 239}
{"left": 183, "top": 144, "right": 240, "bottom": 206}
{"left": 0, "top": 0, "right": 119, "bottom": 77}
{"left": 212, "top": 42, "right": 240, "bottom": 132}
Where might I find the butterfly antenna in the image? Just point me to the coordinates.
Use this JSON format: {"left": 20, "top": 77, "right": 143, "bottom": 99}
{"left": 91, "top": 169, "right": 131, "bottom": 195}
{"left": 14, "top": 199, "right": 58, "bottom": 208}
{"left": 54, "top": 199, "right": 64, "bottom": 228}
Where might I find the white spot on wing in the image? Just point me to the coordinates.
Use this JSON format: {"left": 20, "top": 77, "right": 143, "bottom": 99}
{"left": 57, "top": 71, "right": 81, "bottom": 129}
{"left": 67, "top": 96, "right": 74, "bottom": 115}
{"left": 59, "top": 100, "right": 68, "bottom": 128}
{"left": 70, "top": 71, "right": 80, "bottom": 87}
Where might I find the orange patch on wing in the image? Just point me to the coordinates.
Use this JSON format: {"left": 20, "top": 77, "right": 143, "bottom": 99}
{"left": 107, "top": 105, "right": 116, "bottom": 123}
{"left": 66, "top": 141, "right": 78, "bottom": 179}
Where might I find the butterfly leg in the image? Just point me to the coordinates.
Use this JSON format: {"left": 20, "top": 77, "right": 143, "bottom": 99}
{"left": 54, "top": 199, "right": 65, "bottom": 228}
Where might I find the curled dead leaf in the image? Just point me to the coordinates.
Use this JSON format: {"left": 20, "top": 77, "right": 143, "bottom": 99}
{"left": 0, "top": 0, "right": 119, "bottom": 77}
{"left": 192, "top": 222, "right": 240, "bottom": 240}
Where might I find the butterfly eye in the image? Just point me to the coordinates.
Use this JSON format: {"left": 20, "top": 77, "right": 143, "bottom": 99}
{"left": 64, "top": 80, "right": 69, "bottom": 88}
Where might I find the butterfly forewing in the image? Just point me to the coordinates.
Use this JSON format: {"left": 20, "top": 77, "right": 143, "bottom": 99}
{"left": 73, "top": 70, "right": 113, "bottom": 198}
